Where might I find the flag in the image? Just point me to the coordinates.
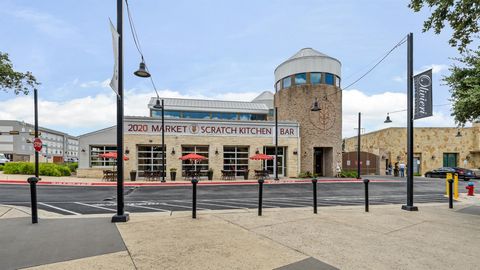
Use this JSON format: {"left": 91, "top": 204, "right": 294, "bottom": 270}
{"left": 109, "top": 19, "right": 120, "bottom": 96}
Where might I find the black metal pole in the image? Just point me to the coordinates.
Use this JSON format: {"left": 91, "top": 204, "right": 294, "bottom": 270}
{"left": 274, "top": 107, "right": 279, "bottom": 180}
{"left": 364, "top": 179, "right": 370, "bottom": 212}
{"left": 448, "top": 179, "right": 453, "bottom": 209}
{"left": 312, "top": 178, "right": 318, "bottom": 214}
{"left": 112, "top": 0, "right": 129, "bottom": 223}
{"left": 192, "top": 178, "right": 198, "bottom": 218}
{"left": 161, "top": 99, "right": 165, "bottom": 182}
{"left": 402, "top": 33, "right": 418, "bottom": 211}
{"left": 357, "top": 112, "right": 361, "bottom": 179}
{"left": 258, "top": 178, "right": 264, "bottom": 216}
{"left": 30, "top": 89, "right": 39, "bottom": 224}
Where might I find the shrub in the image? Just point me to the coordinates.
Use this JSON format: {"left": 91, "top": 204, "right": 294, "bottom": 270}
{"left": 340, "top": 170, "right": 358, "bottom": 178}
{"left": 0, "top": 165, "right": 3, "bottom": 171}
{"left": 3, "top": 162, "right": 71, "bottom": 176}
{"left": 298, "top": 171, "right": 313, "bottom": 178}
{"left": 66, "top": 162, "right": 78, "bottom": 173}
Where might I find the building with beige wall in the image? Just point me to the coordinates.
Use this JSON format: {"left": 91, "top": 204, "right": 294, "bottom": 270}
{"left": 343, "top": 123, "right": 480, "bottom": 176}
{"left": 77, "top": 48, "right": 343, "bottom": 179}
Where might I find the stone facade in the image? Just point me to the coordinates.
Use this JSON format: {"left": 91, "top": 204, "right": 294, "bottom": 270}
{"left": 344, "top": 123, "right": 480, "bottom": 175}
{"left": 275, "top": 84, "right": 342, "bottom": 176}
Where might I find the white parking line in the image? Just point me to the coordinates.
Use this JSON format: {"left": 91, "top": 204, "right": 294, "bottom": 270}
{"left": 262, "top": 200, "right": 311, "bottom": 207}
{"left": 202, "top": 199, "right": 279, "bottom": 208}
{"left": 160, "top": 202, "right": 209, "bottom": 210}
{"left": 127, "top": 204, "right": 170, "bottom": 212}
{"left": 196, "top": 201, "right": 248, "bottom": 209}
{"left": 39, "top": 202, "right": 81, "bottom": 215}
{"left": 74, "top": 202, "right": 117, "bottom": 212}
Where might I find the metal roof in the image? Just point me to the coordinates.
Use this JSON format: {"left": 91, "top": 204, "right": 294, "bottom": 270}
{"left": 148, "top": 97, "right": 270, "bottom": 114}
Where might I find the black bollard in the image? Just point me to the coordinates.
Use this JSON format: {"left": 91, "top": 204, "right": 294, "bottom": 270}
{"left": 258, "top": 178, "right": 264, "bottom": 216}
{"left": 27, "top": 177, "right": 39, "bottom": 224}
{"left": 191, "top": 178, "right": 198, "bottom": 218}
{"left": 312, "top": 178, "right": 318, "bottom": 214}
{"left": 363, "top": 178, "right": 370, "bottom": 212}
{"left": 448, "top": 178, "right": 453, "bottom": 209}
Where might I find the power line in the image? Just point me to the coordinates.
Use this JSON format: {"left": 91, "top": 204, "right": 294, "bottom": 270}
{"left": 124, "top": 0, "right": 160, "bottom": 98}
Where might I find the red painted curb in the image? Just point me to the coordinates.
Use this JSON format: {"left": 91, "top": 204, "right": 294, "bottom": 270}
{"left": 0, "top": 178, "right": 400, "bottom": 187}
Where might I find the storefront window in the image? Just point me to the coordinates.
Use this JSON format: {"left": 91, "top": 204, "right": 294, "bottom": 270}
{"left": 89, "top": 145, "right": 117, "bottom": 167}
{"left": 182, "top": 145, "right": 209, "bottom": 176}
{"left": 251, "top": 114, "right": 267, "bottom": 121}
{"left": 183, "top": 111, "right": 211, "bottom": 119}
{"left": 282, "top": 76, "right": 292, "bottom": 88}
{"left": 335, "top": 76, "right": 341, "bottom": 88}
{"left": 325, "top": 73, "right": 334, "bottom": 85}
{"left": 311, "top": 72, "right": 322, "bottom": 85}
{"left": 212, "top": 112, "right": 237, "bottom": 120}
{"left": 223, "top": 146, "right": 249, "bottom": 177}
{"left": 295, "top": 73, "right": 307, "bottom": 85}
{"left": 263, "top": 146, "right": 286, "bottom": 176}
{"left": 137, "top": 145, "right": 166, "bottom": 178}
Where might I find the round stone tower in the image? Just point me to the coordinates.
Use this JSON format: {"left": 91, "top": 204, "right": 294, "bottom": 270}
{"left": 274, "top": 48, "right": 342, "bottom": 177}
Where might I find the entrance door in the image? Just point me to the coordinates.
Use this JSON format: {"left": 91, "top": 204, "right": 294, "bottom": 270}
{"left": 314, "top": 148, "right": 323, "bottom": 176}
{"left": 263, "top": 147, "right": 285, "bottom": 177}
{"left": 413, "top": 157, "right": 421, "bottom": 175}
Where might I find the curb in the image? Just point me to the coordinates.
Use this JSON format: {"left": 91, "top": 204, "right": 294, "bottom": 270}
{"left": 0, "top": 178, "right": 401, "bottom": 187}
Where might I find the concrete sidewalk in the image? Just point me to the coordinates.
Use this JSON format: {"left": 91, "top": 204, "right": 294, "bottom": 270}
{"left": 1, "top": 196, "right": 479, "bottom": 270}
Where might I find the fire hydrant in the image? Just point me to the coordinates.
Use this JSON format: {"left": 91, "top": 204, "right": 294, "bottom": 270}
{"left": 466, "top": 182, "right": 475, "bottom": 196}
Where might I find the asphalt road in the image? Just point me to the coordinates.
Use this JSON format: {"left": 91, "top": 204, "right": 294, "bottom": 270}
{"left": 0, "top": 176, "right": 468, "bottom": 216}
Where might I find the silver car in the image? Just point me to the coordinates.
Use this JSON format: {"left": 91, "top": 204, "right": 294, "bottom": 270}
{"left": 0, "top": 153, "right": 10, "bottom": 165}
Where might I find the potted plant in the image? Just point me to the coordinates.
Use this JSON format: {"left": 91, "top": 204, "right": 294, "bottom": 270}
{"left": 207, "top": 168, "right": 214, "bottom": 180}
{"left": 170, "top": 168, "right": 177, "bottom": 181}
{"left": 243, "top": 169, "right": 249, "bottom": 180}
{"left": 130, "top": 170, "right": 137, "bottom": 181}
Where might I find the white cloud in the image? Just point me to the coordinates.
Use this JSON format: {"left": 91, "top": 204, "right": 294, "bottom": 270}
{"left": 392, "top": 76, "right": 403, "bottom": 82}
{"left": 0, "top": 88, "right": 459, "bottom": 137}
{"left": 79, "top": 79, "right": 111, "bottom": 89}
{"left": 341, "top": 89, "right": 456, "bottom": 138}
{"left": 417, "top": 64, "right": 449, "bottom": 74}
{"left": 11, "top": 9, "right": 77, "bottom": 39}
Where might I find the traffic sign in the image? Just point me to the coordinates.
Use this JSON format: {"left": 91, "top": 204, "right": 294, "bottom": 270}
{"left": 33, "top": 138, "right": 43, "bottom": 152}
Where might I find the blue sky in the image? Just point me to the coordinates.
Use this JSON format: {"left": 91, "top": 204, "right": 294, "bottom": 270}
{"left": 0, "top": 0, "right": 460, "bottom": 137}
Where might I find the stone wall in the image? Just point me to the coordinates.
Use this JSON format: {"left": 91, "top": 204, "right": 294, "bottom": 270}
{"left": 344, "top": 125, "right": 480, "bottom": 175}
{"left": 275, "top": 84, "right": 342, "bottom": 176}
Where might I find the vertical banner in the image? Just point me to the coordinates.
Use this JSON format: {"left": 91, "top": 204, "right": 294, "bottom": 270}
{"left": 109, "top": 19, "right": 120, "bottom": 96}
{"left": 414, "top": 69, "right": 433, "bottom": 120}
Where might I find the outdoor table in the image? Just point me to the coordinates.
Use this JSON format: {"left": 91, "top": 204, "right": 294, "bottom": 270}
{"left": 103, "top": 170, "right": 117, "bottom": 182}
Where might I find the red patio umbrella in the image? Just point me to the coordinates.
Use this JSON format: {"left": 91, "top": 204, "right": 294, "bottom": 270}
{"left": 179, "top": 153, "right": 208, "bottom": 161}
{"left": 99, "top": 152, "right": 129, "bottom": 161}
{"left": 249, "top": 153, "right": 273, "bottom": 160}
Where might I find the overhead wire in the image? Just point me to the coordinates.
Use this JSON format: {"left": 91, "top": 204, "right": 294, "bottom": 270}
{"left": 125, "top": 0, "right": 160, "bottom": 98}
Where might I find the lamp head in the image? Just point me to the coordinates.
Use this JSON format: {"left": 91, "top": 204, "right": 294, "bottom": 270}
{"left": 310, "top": 98, "right": 320, "bottom": 111}
{"left": 153, "top": 99, "right": 163, "bottom": 109}
{"left": 456, "top": 130, "right": 462, "bottom": 137}
{"left": 134, "top": 61, "right": 151, "bottom": 78}
{"left": 384, "top": 113, "right": 392, "bottom": 123}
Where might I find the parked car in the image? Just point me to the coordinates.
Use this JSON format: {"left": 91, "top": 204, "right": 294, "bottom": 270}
{"left": 424, "top": 167, "right": 476, "bottom": 180}
{"left": 0, "top": 153, "right": 10, "bottom": 165}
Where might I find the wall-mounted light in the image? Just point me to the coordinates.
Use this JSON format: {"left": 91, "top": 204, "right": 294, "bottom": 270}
{"left": 293, "top": 148, "right": 298, "bottom": 155}
{"left": 255, "top": 148, "right": 260, "bottom": 154}
{"left": 431, "top": 155, "right": 436, "bottom": 160}
{"left": 125, "top": 147, "right": 130, "bottom": 155}
{"left": 455, "top": 130, "right": 462, "bottom": 137}
{"left": 215, "top": 148, "right": 219, "bottom": 155}
{"left": 81, "top": 149, "right": 86, "bottom": 153}
{"left": 171, "top": 147, "right": 176, "bottom": 155}
{"left": 149, "top": 139, "right": 153, "bottom": 143}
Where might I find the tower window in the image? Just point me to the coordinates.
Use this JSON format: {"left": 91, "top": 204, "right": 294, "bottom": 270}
{"left": 282, "top": 76, "right": 292, "bottom": 88}
{"left": 325, "top": 73, "right": 334, "bottom": 85}
{"left": 294, "top": 73, "right": 307, "bottom": 85}
{"left": 311, "top": 72, "right": 322, "bottom": 85}
{"left": 275, "top": 81, "right": 281, "bottom": 91}
{"left": 335, "top": 76, "right": 341, "bottom": 87}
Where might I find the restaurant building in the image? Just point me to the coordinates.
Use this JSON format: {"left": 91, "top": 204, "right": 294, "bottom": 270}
{"left": 343, "top": 123, "right": 480, "bottom": 176}
{"left": 77, "top": 48, "right": 343, "bottom": 179}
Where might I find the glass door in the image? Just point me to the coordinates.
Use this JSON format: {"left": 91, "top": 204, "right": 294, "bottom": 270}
{"left": 263, "top": 146, "right": 285, "bottom": 177}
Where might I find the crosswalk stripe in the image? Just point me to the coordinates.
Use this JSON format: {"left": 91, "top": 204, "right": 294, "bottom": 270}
{"left": 38, "top": 202, "right": 81, "bottom": 215}
{"left": 74, "top": 202, "right": 117, "bottom": 212}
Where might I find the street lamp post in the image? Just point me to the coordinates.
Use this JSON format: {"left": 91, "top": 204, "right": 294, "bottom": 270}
{"left": 274, "top": 106, "right": 279, "bottom": 180}
{"left": 357, "top": 112, "right": 361, "bottom": 179}
{"left": 402, "top": 33, "right": 418, "bottom": 211}
{"left": 112, "top": 0, "right": 129, "bottom": 223}
{"left": 153, "top": 99, "right": 165, "bottom": 182}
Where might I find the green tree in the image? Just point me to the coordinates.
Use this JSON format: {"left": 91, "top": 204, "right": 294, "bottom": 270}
{"left": 409, "top": 0, "right": 480, "bottom": 125}
{"left": 409, "top": 0, "right": 480, "bottom": 53}
{"left": 444, "top": 49, "right": 480, "bottom": 124}
{"left": 0, "top": 51, "right": 40, "bottom": 95}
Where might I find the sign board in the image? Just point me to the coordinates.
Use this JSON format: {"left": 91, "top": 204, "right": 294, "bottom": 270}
{"left": 33, "top": 138, "right": 43, "bottom": 152}
{"left": 124, "top": 119, "right": 299, "bottom": 138}
{"left": 109, "top": 19, "right": 120, "bottom": 96}
{"left": 414, "top": 69, "right": 433, "bottom": 120}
